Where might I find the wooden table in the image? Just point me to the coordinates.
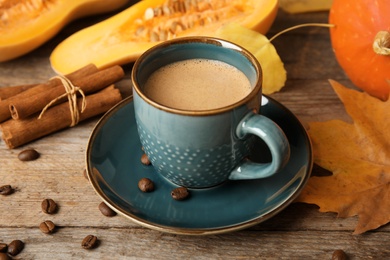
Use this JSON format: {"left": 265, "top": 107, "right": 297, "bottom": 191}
{"left": 1, "top": 7, "right": 388, "bottom": 259}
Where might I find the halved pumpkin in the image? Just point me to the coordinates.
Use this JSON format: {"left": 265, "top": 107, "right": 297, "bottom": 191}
{"left": 50, "top": 0, "right": 279, "bottom": 74}
{"left": 0, "top": 0, "right": 129, "bottom": 62}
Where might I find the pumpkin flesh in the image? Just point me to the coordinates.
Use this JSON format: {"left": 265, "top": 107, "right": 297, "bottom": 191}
{"left": 0, "top": 0, "right": 129, "bottom": 62}
{"left": 50, "top": 0, "right": 278, "bottom": 74}
{"left": 329, "top": 0, "right": 390, "bottom": 101}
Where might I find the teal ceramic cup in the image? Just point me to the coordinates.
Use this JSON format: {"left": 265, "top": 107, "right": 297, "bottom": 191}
{"left": 132, "top": 37, "right": 290, "bottom": 188}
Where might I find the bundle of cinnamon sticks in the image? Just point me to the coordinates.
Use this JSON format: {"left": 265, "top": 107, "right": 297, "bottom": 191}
{"left": 0, "top": 64, "right": 124, "bottom": 148}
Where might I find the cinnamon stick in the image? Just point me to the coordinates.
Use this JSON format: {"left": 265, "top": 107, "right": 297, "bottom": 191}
{"left": 10, "top": 65, "right": 124, "bottom": 120}
{"left": 0, "top": 84, "right": 37, "bottom": 100}
{"left": 0, "top": 64, "right": 99, "bottom": 123}
{"left": 1, "top": 85, "right": 122, "bottom": 149}
{"left": 0, "top": 102, "right": 11, "bottom": 122}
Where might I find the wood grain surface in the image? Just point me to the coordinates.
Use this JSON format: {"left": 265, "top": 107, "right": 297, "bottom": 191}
{"left": 0, "top": 6, "right": 388, "bottom": 260}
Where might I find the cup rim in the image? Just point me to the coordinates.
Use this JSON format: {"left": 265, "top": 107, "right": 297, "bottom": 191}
{"left": 131, "top": 36, "right": 262, "bottom": 116}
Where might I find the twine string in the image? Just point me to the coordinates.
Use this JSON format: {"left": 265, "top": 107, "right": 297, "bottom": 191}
{"left": 38, "top": 75, "right": 87, "bottom": 127}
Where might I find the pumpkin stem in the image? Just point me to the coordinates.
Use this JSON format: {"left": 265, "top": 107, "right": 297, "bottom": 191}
{"left": 373, "top": 31, "right": 390, "bottom": 56}
{"left": 269, "top": 23, "right": 335, "bottom": 42}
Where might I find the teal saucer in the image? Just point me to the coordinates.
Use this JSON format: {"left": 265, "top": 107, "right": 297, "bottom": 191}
{"left": 86, "top": 96, "right": 312, "bottom": 235}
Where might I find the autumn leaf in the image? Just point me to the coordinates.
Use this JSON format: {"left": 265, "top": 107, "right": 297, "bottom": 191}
{"left": 296, "top": 80, "right": 390, "bottom": 234}
{"left": 279, "top": 0, "right": 332, "bottom": 13}
{"left": 216, "top": 23, "right": 287, "bottom": 94}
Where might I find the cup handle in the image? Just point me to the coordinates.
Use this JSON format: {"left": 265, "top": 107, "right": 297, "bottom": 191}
{"left": 229, "top": 111, "right": 291, "bottom": 180}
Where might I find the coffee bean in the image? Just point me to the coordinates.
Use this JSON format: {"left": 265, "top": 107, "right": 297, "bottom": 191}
{"left": 171, "top": 187, "right": 189, "bottom": 200}
{"left": 140, "top": 153, "right": 151, "bottom": 165}
{"left": 138, "top": 178, "right": 154, "bottom": 192}
{"left": 81, "top": 235, "right": 98, "bottom": 249}
{"left": 18, "top": 148, "right": 40, "bottom": 161}
{"left": 41, "top": 198, "right": 57, "bottom": 214}
{"left": 7, "top": 240, "right": 24, "bottom": 256}
{"left": 0, "top": 185, "right": 13, "bottom": 196}
{"left": 39, "top": 220, "right": 56, "bottom": 234}
{"left": 332, "top": 249, "right": 348, "bottom": 260}
{"left": 0, "top": 253, "right": 11, "bottom": 260}
{"left": 0, "top": 243, "right": 7, "bottom": 253}
{"left": 98, "top": 202, "right": 117, "bottom": 217}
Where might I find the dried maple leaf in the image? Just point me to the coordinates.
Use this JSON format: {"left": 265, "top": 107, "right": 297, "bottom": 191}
{"left": 296, "top": 80, "right": 390, "bottom": 234}
{"left": 216, "top": 23, "right": 287, "bottom": 94}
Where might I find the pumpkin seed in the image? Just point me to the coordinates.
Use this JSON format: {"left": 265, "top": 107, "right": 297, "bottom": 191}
{"left": 153, "top": 7, "right": 161, "bottom": 16}
{"left": 178, "top": 19, "right": 187, "bottom": 30}
{"left": 135, "top": 26, "right": 149, "bottom": 38}
{"left": 150, "top": 31, "right": 159, "bottom": 42}
{"left": 168, "top": 21, "right": 178, "bottom": 33}
{"left": 159, "top": 29, "right": 168, "bottom": 41}
{"left": 144, "top": 7, "right": 154, "bottom": 20}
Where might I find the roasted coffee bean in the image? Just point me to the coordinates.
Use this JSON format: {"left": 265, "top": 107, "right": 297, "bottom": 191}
{"left": 81, "top": 235, "right": 98, "bottom": 249}
{"left": 18, "top": 148, "right": 40, "bottom": 161}
{"left": 7, "top": 240, "right": 24, "bottom": 256}
{"left": 0, "top": 185, "right": 13, "bottom": 196}
{"left": 39, "top": 220, "right": 56, "bottom": 234}
{"left": 332, "top": 249, "right": 348, "bottom": 260}
{"left": 140, "top": 153, "right": 151, "bottom": 165}
{"left": 41, "top": 198, "right": 57, "bottom": 214}
{"left": 98, "top": 202, "right": 117, "bottom": 217}
{"left": 0, "top": 253, "right": 11, "bottom": 260}
{"left": 171, "top": 187, "right": 189, "bottom": 200}
{"left": 0, "top": 243, "right": 7, "bottom": 253}
{"left": 138, "top": 178, "right": 155, "bottom": 192}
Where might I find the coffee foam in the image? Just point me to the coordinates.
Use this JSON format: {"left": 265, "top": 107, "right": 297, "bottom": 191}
{"left": 143, "top": 59, "right": 252, "bottom": 110}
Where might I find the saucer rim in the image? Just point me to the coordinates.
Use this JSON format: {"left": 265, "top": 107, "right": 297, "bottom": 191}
{"left": 86, "top": 95, "right": 313, "bottom": 235}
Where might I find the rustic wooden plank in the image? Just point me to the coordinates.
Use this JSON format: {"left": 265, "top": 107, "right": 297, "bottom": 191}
{"left": 0, "top": 228, "right": 388, "bottom": 259}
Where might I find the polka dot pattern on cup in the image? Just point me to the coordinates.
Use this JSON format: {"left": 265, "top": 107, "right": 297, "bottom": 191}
{"left": 137, "top": 125, "right": 252, "bottom": 188}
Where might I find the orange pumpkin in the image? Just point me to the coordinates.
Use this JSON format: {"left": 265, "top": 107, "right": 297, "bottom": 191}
{"left": 329, "top": 0, "right": 390, "bottom": 101}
